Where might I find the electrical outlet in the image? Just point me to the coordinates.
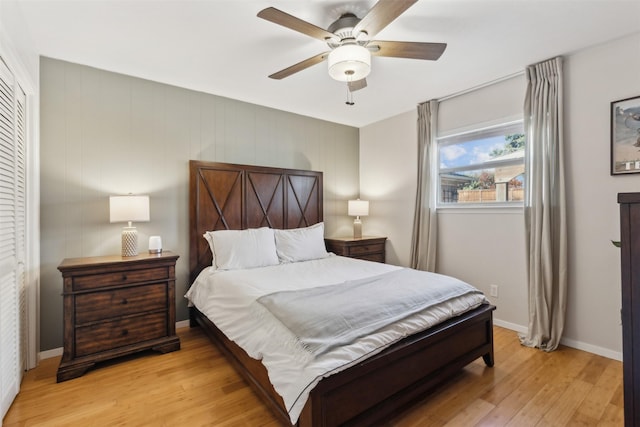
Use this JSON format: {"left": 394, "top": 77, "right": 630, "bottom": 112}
{"left": 489, "top": 284, "right": 499, "bottom": 298}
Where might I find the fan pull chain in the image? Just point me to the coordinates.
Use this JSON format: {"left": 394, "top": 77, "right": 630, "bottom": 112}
{"left": 345, "top": 70, "right": 355, "bottom": 106}
{"left": 346, "top": 84, "right": 354, "bottom": 106}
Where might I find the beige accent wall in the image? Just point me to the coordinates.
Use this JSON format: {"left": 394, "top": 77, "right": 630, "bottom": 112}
{"left": 359, "top": 111, "right": 418, "bottom": 266}
{"left": 40, "top": 58, "right": 359, "bottom": 351}
{"left": 360, "top": 32, "right": 640, "bottom": 359}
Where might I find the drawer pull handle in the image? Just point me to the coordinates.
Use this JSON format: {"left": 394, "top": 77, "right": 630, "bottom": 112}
{"left": 121, "top": 329, "right": 128, "bottom": 336}
{"left": 121, "top": 298, "right": 128, "bottom": 305}
{"left": 121, "top": 274, "right": 128, "bottom": 281}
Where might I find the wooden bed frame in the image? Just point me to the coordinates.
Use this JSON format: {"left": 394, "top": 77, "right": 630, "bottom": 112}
{"left": 188, "top": 160, "right": 495, "bottom": 426}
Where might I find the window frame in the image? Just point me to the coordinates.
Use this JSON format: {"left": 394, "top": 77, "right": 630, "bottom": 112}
{"left": 435, "top": 119, "right": 525, "bottom": 209}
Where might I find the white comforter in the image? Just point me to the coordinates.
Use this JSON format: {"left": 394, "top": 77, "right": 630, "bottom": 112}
{"left": 185, "top": 255, "right": 487, "bottom": 424}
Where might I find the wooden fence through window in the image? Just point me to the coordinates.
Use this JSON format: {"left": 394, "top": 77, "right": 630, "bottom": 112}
{"left": 457, "top": 188, "right": 524, "bottom": 203}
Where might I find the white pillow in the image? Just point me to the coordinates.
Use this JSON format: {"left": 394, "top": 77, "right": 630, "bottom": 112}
{"left": 203, "top": 232, "right": 217, "bottom": 269}
{"left": 274, "top": 222, "right": 329, "bottom": 263}
{"left": 204, "top": 227, "right": 279, "bottom": 270}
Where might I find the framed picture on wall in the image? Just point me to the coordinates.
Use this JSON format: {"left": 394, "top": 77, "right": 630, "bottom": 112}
{"left": 611, "top": 95, "right": 640, "bottom": 175}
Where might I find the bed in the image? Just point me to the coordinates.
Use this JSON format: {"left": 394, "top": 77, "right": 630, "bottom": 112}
{"left": 188, "top": 160, "right": 495, "bottom": 427}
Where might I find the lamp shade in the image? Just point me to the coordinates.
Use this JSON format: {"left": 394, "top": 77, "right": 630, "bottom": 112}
{"left": 109, "top": 195, "right": 150, "bottom": 223}
{"left": 328, "top": 44, "right": 371, "bottom": 82}
{"left": 348, "top": 199, "right": 369, "bottom": 217}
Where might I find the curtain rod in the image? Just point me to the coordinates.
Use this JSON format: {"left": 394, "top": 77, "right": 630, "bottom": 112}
{"left": 435, "top": 70, "right": 525, "bottom": 103}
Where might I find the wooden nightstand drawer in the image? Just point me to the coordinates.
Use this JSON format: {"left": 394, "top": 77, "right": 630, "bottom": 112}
{"left": 75, "top": 312, "right": 167, "bottom": 357}
{"left": 357, "top": 253, "right": 385, "bottom": 263}
{"left": 75, "top": 283, "right": 167, "bottom": 324}
{"left": 73, "top": 266, "right": 169, "bottom": 291}
{"left": 349, "top": 243, "right": 385, "bottom": 256}
{"left": 325, "top": 236, "right": 387, "bottom": 263}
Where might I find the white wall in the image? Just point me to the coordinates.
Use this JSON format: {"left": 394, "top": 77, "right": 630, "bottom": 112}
{"left": 436, "top": 209, "right": 527, "bottom": 329}
{"left": 0, "top": 1, "right": 38, "bottom": 84}
{"left": 360, "top": 32, "right": 640, "bottom": 359}
{"left": 562, "top": 33, "right": 640, "bottom": 358}
{"left": 39, "top": 58, "right": 360, "bottom": 351}
{"left": 438, "top": 74, "right": 526, "bottom": 135}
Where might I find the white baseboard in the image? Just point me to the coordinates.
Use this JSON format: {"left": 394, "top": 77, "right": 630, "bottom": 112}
{"left": 39, "top": 320, "right": 194, "bottom": 361}
{"left": 493, "top": 317, "right": 622, "bottom": 361}
{"left": 560, "top": 336, "right": 622, "bottom": 361}
{"left": 39, "top": 347, "right": 63, "bottom": 360}
{"left": 494, "top": 318, "right": 527, "bottom": 334}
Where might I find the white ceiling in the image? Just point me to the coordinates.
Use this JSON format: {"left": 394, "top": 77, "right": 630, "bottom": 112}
{"left": 17, "top": 0, "right": 640, "bottom": 128}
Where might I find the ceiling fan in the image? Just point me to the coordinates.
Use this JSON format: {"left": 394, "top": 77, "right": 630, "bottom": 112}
{"left": 257, "top": 0, "right": 446, "bottom": 97}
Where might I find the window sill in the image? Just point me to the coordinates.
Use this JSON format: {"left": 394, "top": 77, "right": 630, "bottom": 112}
{"left": 436, "top": 203, "right": 524, "bottom": 215}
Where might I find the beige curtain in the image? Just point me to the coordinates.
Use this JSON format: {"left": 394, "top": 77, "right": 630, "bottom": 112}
{"left": 410, "top": 100, "right": 438, "bottom": 271}
{"left": 520, "top": 57, "right": 567, "bottom": 351}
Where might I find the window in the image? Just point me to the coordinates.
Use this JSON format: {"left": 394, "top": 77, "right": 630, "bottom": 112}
{"left": 437, "top": 121, "right": 525, "bottom": 206}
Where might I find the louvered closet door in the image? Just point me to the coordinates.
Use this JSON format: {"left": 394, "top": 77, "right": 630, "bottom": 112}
{"left": 0, "top": 57, "right": 26, "bottom": 420}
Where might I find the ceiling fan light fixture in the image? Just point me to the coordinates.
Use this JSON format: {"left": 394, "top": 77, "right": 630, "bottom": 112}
{"left": 327, "top": 44, "right": 371, "bottom": 82}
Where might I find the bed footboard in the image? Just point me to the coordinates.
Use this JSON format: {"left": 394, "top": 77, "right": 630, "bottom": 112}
{"left": 191, "top": 304, "right": 495, "bottom": 427}
{"left": 298, "top": 304, "right": 495, "bottom": 426}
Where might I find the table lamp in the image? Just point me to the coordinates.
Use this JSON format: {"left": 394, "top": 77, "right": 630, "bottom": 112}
{"left": 348, "top": 199, "right": 369, "bottom": 239}
{"left": 109, "top": 194, "right": 150, "bottom": 257}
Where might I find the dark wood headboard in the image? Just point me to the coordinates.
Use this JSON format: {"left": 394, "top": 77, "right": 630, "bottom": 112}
{"left": 189, "top": 161, "right": 323, "bottom": 282}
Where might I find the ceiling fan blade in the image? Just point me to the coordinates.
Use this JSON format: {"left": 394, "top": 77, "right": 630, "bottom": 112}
{"left": 258, "top": 7, "right": 337, "bottom": 42}
{"left": 369, "top": 40, "right": 447, "bottom": 60}
{"left": 268, "top": 52, "right": 330, "bottom": 80}
{"left": 353, "top": 0, "right": 419, "bottom": 39}
{"left": 347, "top": 78, "right": 367, "bottom": 92}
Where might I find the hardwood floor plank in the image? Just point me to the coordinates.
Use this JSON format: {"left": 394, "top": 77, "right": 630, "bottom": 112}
{"left": 576, "top": 360, "right": 622, "bottom": 421}
{"left": 502, "top": 348, "right": 593, "bottom": 427}
{"left": 442, "top": 398, "right": 495, "bottom": 427}
{"left": 479, "top": 345, "right": 549, "bottom": 406}
{"left": 540, "top": 379, "right": 594, "bottom": 426}
{"left": 578, "top": 355, "right": 615, "bottom": 385}
{"left": 598, "top": 403, "right": 625, "bottom": 426}
{"left": 472, "top": 354, "right": 551, "bottom": 425}
{"left": 477, "top": 376, "right": 544, "bottom": 427}
{"left": 3, "top": 326, "right": 623, "bottom": 427}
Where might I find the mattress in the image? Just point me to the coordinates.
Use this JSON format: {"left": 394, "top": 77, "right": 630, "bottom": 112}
{"left": 185, "top": 255, "right": 487, "bottom": 423}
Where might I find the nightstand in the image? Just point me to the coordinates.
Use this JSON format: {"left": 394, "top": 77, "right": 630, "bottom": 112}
{"left": 325, "top": 236, "right": 387, "bottom": 263}
{"left": 56, "top": 251, "right": 181, "bottom": 382}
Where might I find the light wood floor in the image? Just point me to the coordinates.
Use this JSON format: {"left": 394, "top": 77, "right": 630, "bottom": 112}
{"left": 3, "top": 326, "right": 623, "bottom": 426}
